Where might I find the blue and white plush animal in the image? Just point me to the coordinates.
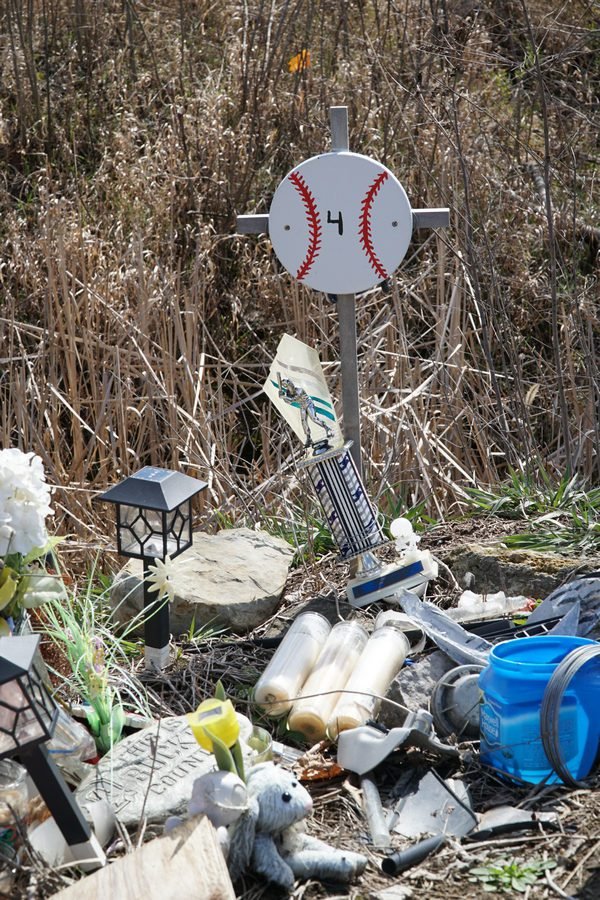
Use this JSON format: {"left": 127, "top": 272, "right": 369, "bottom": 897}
{"left": 227, "top": 763, "right": 367, "bottom": 891}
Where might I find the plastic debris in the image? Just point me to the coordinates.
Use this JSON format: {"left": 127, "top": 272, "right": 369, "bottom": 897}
{"left": 399, "top": 590, "right": 492, "bottom": 666}
{"left": 337, "top": 709, "right": 460, "bottom": 776}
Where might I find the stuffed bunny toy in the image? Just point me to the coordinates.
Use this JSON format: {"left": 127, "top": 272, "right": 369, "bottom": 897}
{"left": 227, "top": 762, "right": 367, "bottom": 891}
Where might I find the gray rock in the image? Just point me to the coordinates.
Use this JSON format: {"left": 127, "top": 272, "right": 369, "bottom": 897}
{"left": 440, "top": 542, "right": 600, "bottom": 600}
{"left": 75, "top": 714, "right": 255, "bottom": 828}
{"left": 110, "top": 527, "right": 294, "bottom": 635}
{"left": 379, "top": 651, "right": 455, "bottom": 729}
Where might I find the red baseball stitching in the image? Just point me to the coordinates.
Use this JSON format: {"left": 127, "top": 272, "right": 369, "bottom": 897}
{"left": 289, "top": 170, "right": 322, "bottom": 281}
{"left": 359, "top": 171, "right": 389, "bottom": 280}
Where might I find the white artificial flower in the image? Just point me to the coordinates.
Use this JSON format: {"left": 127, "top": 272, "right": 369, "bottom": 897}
{"left": 145, "top": 556, "right": 176, "bottom": 604}
{"left": 0, "top": 522, "right": 14, "bottom": 556}
{"left": 0, "top": 449, "right": 53, "bottom": 556}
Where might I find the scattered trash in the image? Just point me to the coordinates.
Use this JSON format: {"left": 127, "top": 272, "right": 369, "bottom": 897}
{"left": 292, "top": 742, "right": 344, "bottom": 782}
{"left": 399, "top": 590, "right": 492, "bottom": 666}
{"left": 430, "top": 664, "right": 484, "bottom": 740}
{"left": 467, "top": 805, "right": 559, "bottom": 841}
{"left": 527, "top": 574, "right": 600, "bottom": 635}
{"left": 327, "top": 622, "right": 412, "bottom": 739}
{"left": 254, "top": 612, "right": 331, "bottom": 717}
{"left": 387, "top": 769, "right": 474, "bottom": 838}
{"left": 337, "top": 709, "right": 460, "bottom": 776}
{"left": 382, "top": 770, "right": 560, "bottom": 876}
{"left": 361, "top": 772, "right": 392, "bottom": 849}
{"left": 382, "top": 770, "right": 477, "bottom": 874}
{"left": 288, "top": 620, "right": 368, "bottom": 742}
{"left": 374, "top": 609, "right": 426, "bottom": 653}
{"left": 27, "top": 799, "right": 115, "bottom": 868}
{"left": 451, "top": 589, "right": 536, "bottom": 623}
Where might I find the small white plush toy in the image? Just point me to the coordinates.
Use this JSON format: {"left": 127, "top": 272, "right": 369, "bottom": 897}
{"left": 227, "top": 763, "right": 367, "bottom": 891}
{"left": 164, "top": 770, "right": 248, "bottom": 854}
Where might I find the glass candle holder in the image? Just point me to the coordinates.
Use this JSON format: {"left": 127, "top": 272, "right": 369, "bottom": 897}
{"left": 327, "top": 624, "right": 410, "bottom": 739}
{"left": 287, "top": 620, "right": 368, "bottom": 742}
{"left": 254, "top": 612, "right": 331, "bottom": 716}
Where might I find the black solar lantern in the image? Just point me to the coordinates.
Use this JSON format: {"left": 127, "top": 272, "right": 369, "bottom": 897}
{"left": 0, "top": 635, "right": 105, "bottom": 870}
{"left": 96, "top": 466, "right": 207, "bottom": 670}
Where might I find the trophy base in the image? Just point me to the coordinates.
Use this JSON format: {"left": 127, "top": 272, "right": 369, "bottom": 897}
{"left": 346, "top": 552, "right": 438, "bottom": 609}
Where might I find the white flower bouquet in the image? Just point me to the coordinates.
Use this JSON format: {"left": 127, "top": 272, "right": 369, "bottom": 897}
{"left": 0, "top": 448, "right": 65, "bottom": 634}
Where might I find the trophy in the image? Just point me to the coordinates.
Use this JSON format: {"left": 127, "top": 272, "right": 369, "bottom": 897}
{"left": 265, "top": 335, "right": 437, "bottom": 607}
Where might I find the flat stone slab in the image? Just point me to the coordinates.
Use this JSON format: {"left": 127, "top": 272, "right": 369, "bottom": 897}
{"left": 51, "top": 815, "right": 235, "bottom": 900}
{"left": 440, "top": 541, "right": 600, "bottom": 600}
{"left": 110, "top": 527, "right": 294, "bottom": 635}
{"left": 75, "top": 714, "right": 254, "bottom": 828}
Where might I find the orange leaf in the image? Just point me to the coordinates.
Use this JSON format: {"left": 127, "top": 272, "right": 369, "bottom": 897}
{"left": 288, "top": 49, "right": 311, "bottom": 73}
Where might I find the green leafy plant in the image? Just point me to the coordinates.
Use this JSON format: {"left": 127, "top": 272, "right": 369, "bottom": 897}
{"left": 468, "top": 857, "right": 557, "bottom": 893}
{"left": 463, "top": 468, "right": 599, "bottom": 517}
{"left": 41, "top": 562, "right": 152, "bottom": 755}
{"left": 464, "top": 469, "right": 600, "bottom": 554}
{"left": 184, "top": 613, "right": 227, "bottom": 644}
{"left": 377, "top": 489, "right": 437, "bottom": 531}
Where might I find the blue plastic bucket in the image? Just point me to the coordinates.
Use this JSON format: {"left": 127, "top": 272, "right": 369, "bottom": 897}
{"left": 479, "top": 635, "right": 600, "bottom": 784}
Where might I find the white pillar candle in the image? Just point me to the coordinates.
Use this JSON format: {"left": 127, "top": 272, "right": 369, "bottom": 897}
{"left": 327, "top": 625, "right": 410, "bottom": 739}
{"left": 254, "top": 612, "right": 331, "bottom": 717}
{"left": 288, "top": 620, "right": 368, "bottom": 742}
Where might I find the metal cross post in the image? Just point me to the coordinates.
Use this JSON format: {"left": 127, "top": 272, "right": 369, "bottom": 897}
{"left": 237, "top": 106, "right": 449, "bottom": 477}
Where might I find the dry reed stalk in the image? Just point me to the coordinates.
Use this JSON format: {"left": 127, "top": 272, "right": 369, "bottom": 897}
{"left": 0, "top": 0, "right": 597, "bottom": 551}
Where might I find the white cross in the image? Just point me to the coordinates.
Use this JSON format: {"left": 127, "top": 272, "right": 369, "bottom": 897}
{"left": 237, "top": 107, "right": 449, "bottom": 475}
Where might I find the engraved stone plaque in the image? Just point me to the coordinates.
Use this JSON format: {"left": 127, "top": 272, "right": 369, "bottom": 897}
{"left": 75, "top": 715, "right": 241, "bottom": 827}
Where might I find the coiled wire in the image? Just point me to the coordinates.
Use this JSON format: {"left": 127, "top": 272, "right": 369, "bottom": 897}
{"left": 540, "top": 644, "right": 600, "bottom": 787}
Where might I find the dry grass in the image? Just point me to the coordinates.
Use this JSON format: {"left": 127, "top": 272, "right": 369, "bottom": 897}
{"left": 0, "top": 0, "right": 598, "bottom": 544}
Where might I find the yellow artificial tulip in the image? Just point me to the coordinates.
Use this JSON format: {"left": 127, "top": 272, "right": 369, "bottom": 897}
{"left": 187, "top": 698, "right": 240, "bottom": 752}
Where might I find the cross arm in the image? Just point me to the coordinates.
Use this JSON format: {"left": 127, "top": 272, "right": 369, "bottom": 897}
{"left": 237, "top": 209, "right": 449, "bottom": 236}
{"left": 412, "top": 208, "right": 450, "bottom": 229}
{"left": 237, "top": 214, "right": 269, "bottom": 235}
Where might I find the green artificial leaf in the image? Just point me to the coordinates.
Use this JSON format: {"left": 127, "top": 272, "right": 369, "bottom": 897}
{"left": 206, "top": 729, "right": 236, "bottom": 775}
{"left": 214, "top": 680, "right": 227, "bottom": 702}
{"left": 85, "top": 706, "right": 101, "bottom": 736}
{"left": 0, "top": 567, "right": 18, "bottom": 611}
{"left": 110, "top": 704, "right": 126, "bottom": 742}
{"left": 21, "top": 537, "right": 64, "bottom": 566}
{"left": 230, "top": 739, "right": 246, "bottom": 783}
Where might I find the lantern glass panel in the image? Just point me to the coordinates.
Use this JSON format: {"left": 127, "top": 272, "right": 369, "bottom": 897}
{"left": 0, "top": 679, "right": 46, "bottom": 755}
{"left": 141, "top": 511, "right": 166, "bottom": 558}
{"left": 166, "top": 505, "right": 191, "bottom": 556}
{"left": 118, "top": 506, "right": 146, "bottom": 556}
